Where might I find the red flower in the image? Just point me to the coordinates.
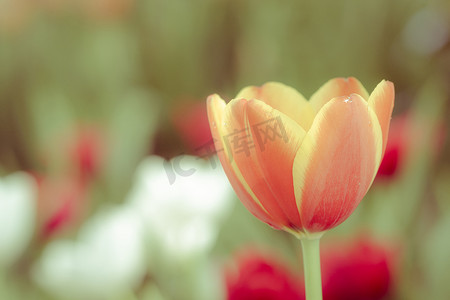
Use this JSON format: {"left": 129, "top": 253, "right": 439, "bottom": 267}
{"left": 225, "top": 251, "right": 305, "bottom": 300}
{"left": 226, "top": 236, "right": 397, "bottom": 300}
{"left": 67, "top": 127, "right": 105, "bottom": 184}
{"left": 31, "top": 125, "right": 103, "bottom": 238}
{"left": 376, "top": 111, "right": 446, "bottom": 180}
{"left": 34, "top": 175, "right": 87, "bottom": 238}
{"left": 376, "top": 114, "right": 409, "bottom": 178}
{"left": 171, "top": 100, "right": 214, "bottom": 156}
{"left": 321, "top": 237, "right": 397, "bottom": 300}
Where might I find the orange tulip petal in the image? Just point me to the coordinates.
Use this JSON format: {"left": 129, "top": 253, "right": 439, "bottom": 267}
{"left": 309, "top": 77, "right": 370, "bottom": 113}
{"left": 246, "top": 99, "right": 307, "bottom": 229}
{"left": 293, "top": 94, "right": 382, "bottom": 233}
{"left": 207, "top": 95, "right": 277, "bottom": 227}
{"left": 368, "top": 80, "right": 395, "bottom": 157}
{"left": 220, "top": 98, "right": 292, "bottom": 228}
{"left": 237, "top": 82, "right": 315, "bottom": 130}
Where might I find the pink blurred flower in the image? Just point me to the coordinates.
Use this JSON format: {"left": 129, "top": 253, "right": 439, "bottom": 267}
{"left": 67, "top": 126, "right": 105, "bottom": 184}
{"left": 321, "top": 236, "right": 398, "bottom": 300}
{"left": 32, "top": 125, "right": 105, "bottom": 238}
{"left": 34, "top": 175, "right": 87, "bottom": 239}
{"left": 171, "top": 100, "right": 214, "bottom": 156}
{"left": 376, "top": 114, "right": 410, "bottom": 178}
{"left": 225, "top": 250, "right": 305, "bottom": 300}
{"left": 376, "top": 111, "right": 446, "bottom": 179}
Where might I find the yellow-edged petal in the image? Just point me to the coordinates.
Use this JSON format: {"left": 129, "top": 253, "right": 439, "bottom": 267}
{"left": 207, "top": 95, "right": 276, "bottom": 227}
{"left": 368, "top": 80, "right": 395, "bottom": 157}
{"left": 236, "top": 82, "right": 315, "bottom": 130}
{"left": 219, "top": 98, "right": 305, "bottom": 228}
{"left": 246, "top": 99, "right": 307, "bottom": 229}
{"left": 293, "top": 94, "right": 382, "bottom": 233}
{"left": 309, "top": 77, "right": 370, "bottom": 113}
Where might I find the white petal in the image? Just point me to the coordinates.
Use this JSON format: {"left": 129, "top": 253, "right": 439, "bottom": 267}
{"left": 0, "top": 172, "right": 36, "bottom": 267}
{"left": 127, "top": 155, "right": 234, "bottom": 260}
{"left": 33, "top": 206, "right": 146, "bottom": 300}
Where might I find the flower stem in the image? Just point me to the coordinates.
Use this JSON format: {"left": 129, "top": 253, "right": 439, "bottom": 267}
{"left": 301, "top": 237, "right": 323, "bottom": 300}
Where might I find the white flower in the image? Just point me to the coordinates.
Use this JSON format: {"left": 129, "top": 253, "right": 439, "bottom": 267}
{"left": 34, "top": 154, "right": 234, "bottom": 300}
{"left": 0, "top": 172, "right": 36, "bottom": 268}
{"left": 33, "top": 205, "right": 147, "bottom": 300}
{"left": 127, "top": 155, "right": 234, "bottom": 264}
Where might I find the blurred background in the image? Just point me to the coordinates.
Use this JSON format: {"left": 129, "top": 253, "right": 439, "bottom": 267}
{"left": 0, "top": 0, "right": 449, "bottom": 299}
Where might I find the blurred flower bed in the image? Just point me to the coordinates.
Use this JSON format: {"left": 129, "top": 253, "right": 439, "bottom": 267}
{"left": 0, "top": 0, "right": 450, "bottom": 299}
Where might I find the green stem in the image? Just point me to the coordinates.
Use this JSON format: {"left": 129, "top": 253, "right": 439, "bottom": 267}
{"left": 301, "top": 237, "right": 323, "bottom": 300}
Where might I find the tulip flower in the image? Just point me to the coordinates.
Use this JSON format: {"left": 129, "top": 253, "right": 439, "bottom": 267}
{"left": 207, "top": 78, "right": 394, "bottom": 300}
{"left": 321, "top": 236, "right": 397, "bottom": 300}
{"left": 225, "top": 250, "right": 305, "bottom": 300}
